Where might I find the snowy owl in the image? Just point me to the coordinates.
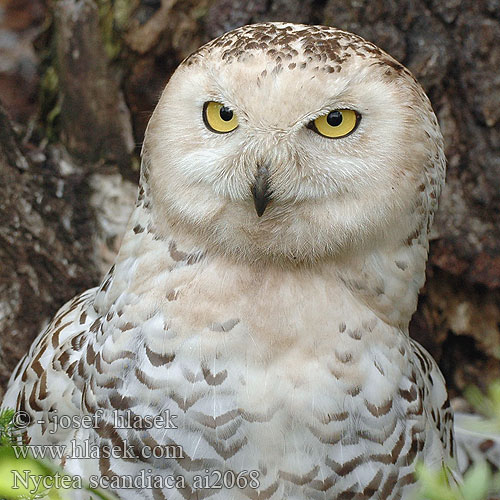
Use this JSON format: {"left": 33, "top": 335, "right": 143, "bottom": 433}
{"left": 4, "top": 22, "right": 464, "bottom": 499}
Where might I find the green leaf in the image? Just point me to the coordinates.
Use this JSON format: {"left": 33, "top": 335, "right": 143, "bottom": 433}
{"left": 0, "top": 409, "right": 16, "bottom": 446}
{"left": 0, "top": 446, "right": 54, "bottom": 499}
{"left": 414, "top": 462, "right": 458, "bottom": 500}
{"left": 465, "top": 386, "right": 495, "bottom": 419}
{"left": 461, "top": 462, "right": 491, "bottom": 500}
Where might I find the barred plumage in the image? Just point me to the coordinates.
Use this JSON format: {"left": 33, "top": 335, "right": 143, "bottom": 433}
{"left": 3, "top": 22, "right": 469, "bottom": 499}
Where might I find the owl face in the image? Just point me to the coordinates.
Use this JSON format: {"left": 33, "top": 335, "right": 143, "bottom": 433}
{"left": 145, "top": 23, "right": 444, "bottom": 263}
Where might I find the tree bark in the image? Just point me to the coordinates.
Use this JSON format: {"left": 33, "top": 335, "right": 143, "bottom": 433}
{"left": 0, "top": 105, "right": 99, "bottom": 398}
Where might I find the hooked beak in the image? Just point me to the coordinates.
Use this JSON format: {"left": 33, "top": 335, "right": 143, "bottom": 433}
{"left": 251, "top": 164, "right": 272, "bottom": 217}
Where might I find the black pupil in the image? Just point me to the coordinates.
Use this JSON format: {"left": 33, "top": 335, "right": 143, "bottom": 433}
{"left": 327, "top": 110, "right": 343, "bottom": 127}
{"left": 219, "top": 106, "right": 233, "bottom": 121}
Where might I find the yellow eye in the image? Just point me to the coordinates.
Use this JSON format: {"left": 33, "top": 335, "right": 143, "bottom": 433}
{"left": 311, "top": 109, "right": 360, "bottom": 139}
{"left": 203, "top": 102, "right": 239, "bottom": 133}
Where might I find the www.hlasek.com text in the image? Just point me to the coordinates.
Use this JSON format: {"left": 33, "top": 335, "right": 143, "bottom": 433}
{"left": 13, "top": 439, "right": 184, "bottom": 461}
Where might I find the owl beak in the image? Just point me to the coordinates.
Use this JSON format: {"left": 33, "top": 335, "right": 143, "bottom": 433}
{"left": 251, "top": 165, "right": 272, "bottom": 217}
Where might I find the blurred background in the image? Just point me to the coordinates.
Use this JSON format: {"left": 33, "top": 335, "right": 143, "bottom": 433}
{"left": 0, "top": 0, "right": 499, "bottom": 403}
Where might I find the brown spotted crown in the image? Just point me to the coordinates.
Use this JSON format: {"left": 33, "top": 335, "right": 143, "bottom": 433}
{"left": 183, "top": 22, "right": 409, "bottom": 78}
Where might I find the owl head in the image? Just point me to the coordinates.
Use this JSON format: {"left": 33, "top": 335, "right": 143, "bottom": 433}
{"left": 142, "top": 23, "right": 445, "bottom": 264}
